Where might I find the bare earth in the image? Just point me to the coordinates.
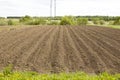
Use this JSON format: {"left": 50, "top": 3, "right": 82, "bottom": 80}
{"left": 0, "top": 26, "right": 120, "bottom": 74}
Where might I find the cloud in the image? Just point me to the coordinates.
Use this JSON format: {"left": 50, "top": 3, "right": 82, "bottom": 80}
{"left": 0, "top": 0, "right": 120, "bottom": 17}
{"left": 56, "top": 0, "right": 120, "bottom": 16}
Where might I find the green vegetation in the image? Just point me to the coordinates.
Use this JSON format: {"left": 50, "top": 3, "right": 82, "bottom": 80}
{"left": 0, "top": 71, "right": 119, "bottom": 80}
{"left": 49, "top": 20, "right": 60, "bottom": 25}
{"left": 92, "top": 18, "right": 100, "bottom": 25}
{"left": 0, "top": 15, "right": 120, "bottom": 27}
{"left": 77, "top": 18, "right": 88, "bottom": 25}
{"left": 19, "top": 15, "right": 47, "bottom": 25}
{"left": 19, "top": 15, "right": 33, "bottom": 25}
{"left": 60, "top": 16, "right": 75, "bottom": 25}
{"left": 107, "top": 25, "right": 120, "bottom": 29}
{"left": 3, "top": 64, "right": 13, "bottom": 77}
{"left": 99, "top": 20, "right": 105, "bottom": 25}
{"left": 0, "top": 19, "right": 8, "bottom": 26}
{"left": 8, "top": 20, "right": 14, "bottom": 25}
{"left": 7, "top": 20, "right": 19, "bottom": 25}
{"left": 0, "top": 65, "right": 119, "bottom": 80}
{"left": 113, "top": 17, "right": 120, "bottom": 25}
{"left": 19, "top": 15, "right": 32, "bottom": 23}
{"left": 29, "top": 18, "right": 46, "bottom": 25}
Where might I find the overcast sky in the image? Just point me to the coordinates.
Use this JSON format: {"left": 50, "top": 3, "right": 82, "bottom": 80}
{"left": 0, "top": 0, "right": 120, "bottom": 17}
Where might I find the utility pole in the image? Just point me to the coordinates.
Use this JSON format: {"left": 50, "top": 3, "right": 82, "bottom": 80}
{"left": 50, "top": 0, "right": 56, "bottom": 17}
{"left": 54, "top": 0, "right": 56, "bottom": 17}
{"left": 50, "top": 0, "right": 52, "bottom": 17}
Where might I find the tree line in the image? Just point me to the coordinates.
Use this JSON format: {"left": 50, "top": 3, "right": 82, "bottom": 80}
{"left": 0, "top": 15, "right": 120, "bottom": 26}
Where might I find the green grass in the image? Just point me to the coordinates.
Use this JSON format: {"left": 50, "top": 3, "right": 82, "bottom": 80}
{"left": 88, "top": 24, "right": 120, "bottom": 29}
{"left": 0, "top": 71, "right": 119, "bottom": 80}
{"left": 107, "top": 25, "right": 120, "bottom": 29}
{"left": 98, "top": 25, "right": 120, "bottom": 29}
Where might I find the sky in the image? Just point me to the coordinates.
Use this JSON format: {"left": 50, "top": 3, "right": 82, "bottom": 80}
{"left": 0, "top": 0, "right": 120, "bottom": 17}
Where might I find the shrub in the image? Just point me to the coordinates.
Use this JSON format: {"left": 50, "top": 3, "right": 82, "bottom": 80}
{"left": 36, "top": 18, "right": 46, "bottom": 25}
{"left": 0, "top": 19, "right": 8, "bottom": 26}
{"left": 60, "top": 16, "right": 75, "bottom": 25}
{"left": 92, "top": 18, "right": 100, "bottom": 24}
{"left": 28, "top": 18, "right": 46, "bottom": 25}
{"left": 19, "top": 15, "right": 33, "bottom": 24}
{"left": 8, "top": 20, "right": 15, "bottom": 25}
{"left": 77, "top": 18, "right": 88, "bottom": 25}
{"left": 99, "top": 20, "right": 105, "bottom": 25}
{"left": 113, "top": 17, "right": 120, "bottom": 25}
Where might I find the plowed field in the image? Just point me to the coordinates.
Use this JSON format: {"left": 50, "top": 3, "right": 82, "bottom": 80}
{"left": 0, "top": 26, "right": 120, "bottom": 74}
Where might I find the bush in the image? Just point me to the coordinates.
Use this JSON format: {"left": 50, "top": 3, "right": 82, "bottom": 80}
{"left": 20, "top": 16, "right": 46, "bottom": 25}
{"left": 77, "top": 18, "right": 88, "bottom": 25}
{"left": 28, "top": 18, "right": 46, "bottom": 25}
{"left": 92, "top": 18, "right": 100, "bottom": 24}
{"left": 60, "top": 16, "right": 75, "bottom": 25}
{"left": 8, "top": 20, "right": 16, "bottom": 25}
{"left": 113, "top": 17, "right": 120, "bottom": 25}
{"left": 0, "top": 19, "right": 8, "bottom": 26}
{"left": 99, "top": 20, "right": 105, "bottom": 25}
{"left": 36, "top": 18, "right": 46, "bottom": 25}
{"left": 19, "top": 15, "right": 33, "bottom": 24}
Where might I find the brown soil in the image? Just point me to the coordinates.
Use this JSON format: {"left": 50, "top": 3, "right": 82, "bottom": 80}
{"left": 0, "top": 26, "right": 120, "bottom": 74}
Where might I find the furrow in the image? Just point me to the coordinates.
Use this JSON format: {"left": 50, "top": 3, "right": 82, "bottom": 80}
{"left": 76, "top": 26, "right": 120, "bottom": 73}
{"left": 69, "top": 26, "right": 107, "bottom": 74}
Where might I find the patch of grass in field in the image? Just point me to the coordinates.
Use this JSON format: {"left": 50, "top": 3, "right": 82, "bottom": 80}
{"left": 0, "top": 71, "right": 119, "bottom": 80}
{"left": 107, "top": 25, "right": 120, "bottom": 29}
{"left": 99, "top": 25, "right": 120, "bottom": 29}
{"left": 88, "top": 24, "right": 120, "bottom": 29}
